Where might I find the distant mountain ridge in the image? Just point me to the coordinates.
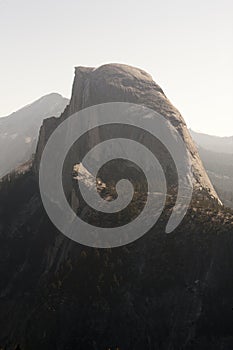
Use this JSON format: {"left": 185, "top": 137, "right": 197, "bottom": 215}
{"left": 190, "top": 129, "right": 233, "bottom": 154}
{"left": 0, "top": 93, "right": 69, "bottom": 178}
{"left": 190, "top": 129, "right": 233, "bottom": 208}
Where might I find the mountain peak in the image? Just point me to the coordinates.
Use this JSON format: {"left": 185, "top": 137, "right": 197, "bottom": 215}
{"left": 76, "top": 63, "right": 153, "bottom": 81}
{"left": 35, "top": 63, "right": 219, "bottom": 203}
{"left": 0, "top": 93, "right": 69, "bottom": 178}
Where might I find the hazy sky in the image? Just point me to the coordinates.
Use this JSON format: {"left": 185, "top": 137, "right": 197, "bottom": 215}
{"left": 0, "top": 0, "right": 232, "bottom": 136}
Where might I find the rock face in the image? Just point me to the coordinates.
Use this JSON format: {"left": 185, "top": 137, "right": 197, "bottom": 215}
{"left": 0, "top": 93, "right": 68, "bottom": 178}
{"left": 35, "top": 64, "right": 219, "bottom": 203}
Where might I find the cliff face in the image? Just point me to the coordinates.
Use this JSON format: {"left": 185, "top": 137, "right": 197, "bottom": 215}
{"left": 35, "top": 64, "right": 219, "bottom": 203}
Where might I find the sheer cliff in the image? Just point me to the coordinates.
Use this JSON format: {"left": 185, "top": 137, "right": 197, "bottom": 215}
{"left": 35, "top": 64, "right": 219, "bottom": 203}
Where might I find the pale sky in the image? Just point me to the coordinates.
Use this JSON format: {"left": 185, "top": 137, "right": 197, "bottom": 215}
{"left": 0, "top": 0, "right": 232, "bottom": 136}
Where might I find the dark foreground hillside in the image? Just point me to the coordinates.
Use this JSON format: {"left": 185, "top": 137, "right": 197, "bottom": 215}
{"left": 0, "top": 168, "right": 233, "bottom": 350}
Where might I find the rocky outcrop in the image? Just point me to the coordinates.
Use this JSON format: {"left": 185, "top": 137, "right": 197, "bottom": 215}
{"left": 35, "top": 64, "right": 219, "bottom": 203}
